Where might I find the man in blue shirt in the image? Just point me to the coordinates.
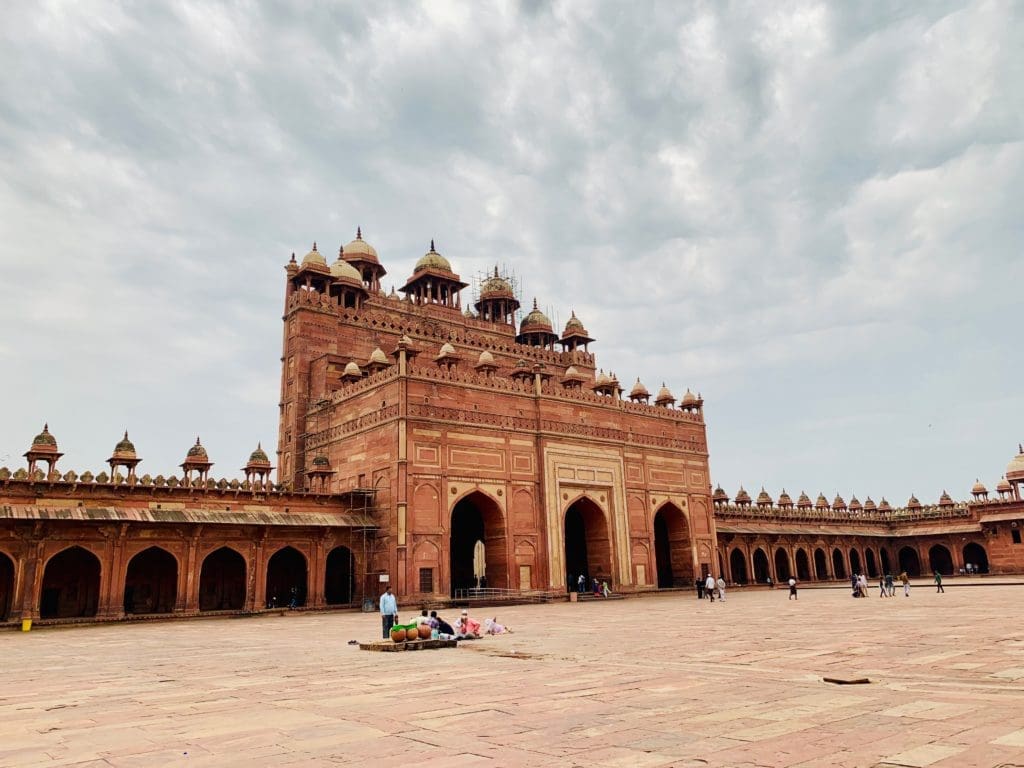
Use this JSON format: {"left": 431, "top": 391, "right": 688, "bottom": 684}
{"left": 379, "top": 585, "right": 398, "bottom": 639}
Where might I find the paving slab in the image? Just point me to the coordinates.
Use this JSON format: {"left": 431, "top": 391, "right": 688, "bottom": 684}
{"left": 3, "top": 583, "right": 1024, "bottom": 767}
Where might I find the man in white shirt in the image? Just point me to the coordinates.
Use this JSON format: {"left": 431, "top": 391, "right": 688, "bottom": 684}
{"left": 788, "top": 577, "right": 798, "bottom": 600}
{"left": 716, "top": 576, "right": 726, "bottom": 601}
{"left": 704, "top": 573, "right": 716, "bottom": 602}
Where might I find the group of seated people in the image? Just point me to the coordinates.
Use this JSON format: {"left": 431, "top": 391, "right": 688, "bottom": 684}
{"left": 416, "top": 609, "right": 512, "bottom": 639}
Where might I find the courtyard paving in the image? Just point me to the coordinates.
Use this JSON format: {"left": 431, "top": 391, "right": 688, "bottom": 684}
{"left": 2, "top": 579, "right": 1024, "bottom": 767}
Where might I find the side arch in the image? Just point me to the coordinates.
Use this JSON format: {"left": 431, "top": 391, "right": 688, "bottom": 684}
{"left": 40, "top": 545, "right": 101, "bottom": 619}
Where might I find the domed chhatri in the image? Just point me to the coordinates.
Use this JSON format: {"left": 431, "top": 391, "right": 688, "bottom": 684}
{"left": 849, "top": 495, "right": 862, "bottom": 511}
{"left": 248, "top": 443, "right": 271, "bottom": 465}
{"left": 180, "top": 437, "right": 213, "bottom": 485}
{"left": 878, "top": 498, "right": 892, "bottom": 512}
{"left": 24, "top": 424, "right": 63, "bottom": 476}
{"left": 32, "top": 424, "right": 58, "bottom": 450}
{"left": 938, "top": 490, "right": 954, "bottom": 507}
{"left": 628, "top": 377, "right": 650, "bottom": 403}
{"left": 186, "top": 438, "right": 208, "bottom": 460}
{"left": 712, "top": 485, "right": 729, "bottom": 504}
{"left": 519, "top": 299, "right": 553, "bottom": 334}
{"left": 906, "top": 493, "right": 921, "bottom": 510}
{"left": 330, "top": 248, "right": 364, "bottom": 284}
{"left": 863, "top": 496, "right": 877, "bottom": 511}
{"left": 559, "top": 309, "right": 594, "bottom": 352}
{"left": 734, "top": 486, "right": 751, "bottom": 506}
{"left": 112, "top": 431, "right": 136, "bottom": 457}
{"left": 414, "top": 240, "right": 453, "bottom": 273}
{"left": 301, "top": 242, "right": 328, "bottom": 269}
{"left": 654, "top": 383, "right": 675, "bottom": 407}
{"left": 343, "top": 227, "right": 380, "bottom": 265}
{"left": 756, "top": 487, "right": 772, "bottom": 507}
{"left": 243, "top": 442, "right": 274, "bottom": 488}
{"left": 108, "top": 430, "right": 142, "bottom": 481}
{"left": 1006, "top": 444, "right": 1024, "bottom": 482}
{"left": 815, "top": 493, "right": 829, "bottom": 510}
{"left": 341, "top": 361, "right": 363, "bottom": 382}
{"left": 832, "top": 494, "right": 847, "bottom": 510}
{"left": 797, "top": 491, "right": 812, "bottom": 509}
{"left": 479, "top": 266, "right": 515, "bottom": 300}
{"left": 777, "top": 489, "right": 793, "bottom": 508}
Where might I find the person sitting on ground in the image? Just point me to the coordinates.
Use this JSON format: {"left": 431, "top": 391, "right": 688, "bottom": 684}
{"left": 601, "top": 580, "right": 612, "bottom": 598}
{"left": 416, "top": 609, "right": 432, "bottom": 626}
{"left": 457, "top": 610, "right": 481, "bottom": 638}
{"left": 484, "top": 617, "right": 512, "bottom": 634}
{"left": 592, "top": 577, "right": 601, "bottom": 596}
{"left": 429, "top": 610, "right": 455, "bottom": 636}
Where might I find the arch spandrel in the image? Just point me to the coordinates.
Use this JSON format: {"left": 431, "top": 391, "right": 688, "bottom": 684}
{"left": 448, "top": 486, "right": 506, "bottom": 516}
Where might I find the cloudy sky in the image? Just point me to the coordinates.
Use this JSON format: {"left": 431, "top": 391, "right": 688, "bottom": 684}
{"left": 0, "top": 1, "right": 1020, "bottom": 504}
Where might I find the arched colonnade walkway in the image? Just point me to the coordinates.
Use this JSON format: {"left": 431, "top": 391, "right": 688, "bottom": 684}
{"left": 716, "top": 536, "right": 991, "bottom": 585}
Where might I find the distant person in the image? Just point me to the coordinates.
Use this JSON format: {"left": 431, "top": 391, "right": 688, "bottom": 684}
{"left": 417, "top": 609, "right": 432, "bottom": 626}
{"left": 288, "top": 586, "right": 298, "bottom": 609}
{"left": 602, "top": 580, "right": 611, "bottom": 598}
{"left": 788, "top": 577, "right": 798, "bottom": 600}
{"left": 696, "top": 577, "right": 705, "bottom": 600}
{"left": 885, "top": 573, "right": 895, "bottom": 597}
{"left": 878, "top": 575, "right": 887, "bottom": 598}
{"left": 577, "top": 574, "right": 586, "bottom": 594}
{"left": 900, "top": 571, "right": 910, "bottom": 597}
{"left": 484, "top": 617, "right": 512, "bottom": 634}
{"left": 379, "top": 585, "right": 398, "bottom": 639}
{"left": 592, "top": 578, "right": 601, "bottom": 597}
{"left": 858, "top": 574, "right": 868, "bottom": 598}
{"left": 766, "top": 576, "right": 773, "bottom": 590}
{"left": 934, "top": 571, "right": 944, "bottom": 593}
{"left": 716, "top": 576, "right": 727, "bottom": 601}
{"left": 704, "top": 573, "right": 716, "bottom": 602}
{"left": 966, "top": 562, "right": 974, "bottom": 576}
{"left": 457, "top": 610, "right": 481, "bottom": 638}
{"left": 430, "top": 610, "right": 455, "bottom": 636}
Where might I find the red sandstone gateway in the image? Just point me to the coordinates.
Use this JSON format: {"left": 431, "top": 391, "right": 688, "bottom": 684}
{"left": 0, "top": 232, "right": 1021, "bottom": 625}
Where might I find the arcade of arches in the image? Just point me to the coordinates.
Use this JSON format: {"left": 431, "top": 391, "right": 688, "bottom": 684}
{"left": 716, "top": 536, "right": 992, "bottom": 585}
{"left": 0, "top": 528, "right": 367, "bottom": 623}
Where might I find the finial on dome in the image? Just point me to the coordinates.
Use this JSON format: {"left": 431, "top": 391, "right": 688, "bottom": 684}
{"left": 123, "top": 430, "right": 129, "bottom": 440}
{"left": 430, "top": 239, "right": 435, "bottom": 252}
{"left": 494, "top": 265, "right": 499, "bottom": 277}
{"left": 533, "top": 297, "right": 538, "bottom": 310}
{"left": 356, "top": 226, "right": 362, "bottom": 239}
{"left": 289, "top": 252, "right": 296, "bottom": 263}
{"left": 312, "top": 241, "right": 317, "bottom": 251}
{"left": 338, "top": 245, "right": 344, "bottom": 257}
{"left": 44, "top": 422, "right": 49, "bottom": 431}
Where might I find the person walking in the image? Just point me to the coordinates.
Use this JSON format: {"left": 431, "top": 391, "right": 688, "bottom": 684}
{"left": 934, "top": 571, "right": 944, "bottom": 593}
{"left": 704, "top": 573, "right": 716, "bottom": 602}
{"left": 379, "top": 585, "right": 398, "bottom": 639}
{"left": 878, "top": 575, "right": 887, "bottom": 597}
{"left": 696, "top": 576, "right": 705, "bottom": 600}
{"left": 900, "top": 571, "right": 910, "bottom": 597}
{"left": 885, "top": 572, "right": 895, "bottom": 597}
{"left": 788, "top": 576, "right": 798, "bottom": 600}
{"left": 577, "top": 574, "right": 586, "bottom": 594}
{"left": 716, "top": 575, "right": 727, "bottom": 601}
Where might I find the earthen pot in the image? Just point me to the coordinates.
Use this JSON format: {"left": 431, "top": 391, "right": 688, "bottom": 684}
{"left": 390, "top": 627, "right": 406, "bottom": 642}
{"left": 419, "top": 625, "right": 432, "bottom": 640}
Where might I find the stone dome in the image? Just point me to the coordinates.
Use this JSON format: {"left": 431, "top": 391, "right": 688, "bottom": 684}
{"left": 477, "top": 350, "right": 495, "bottom": 366}
{"left": 833, "top": 494, "right": 847, "bottom": 509}
{"left": 907, "top": 494, "right": 921, "bottom": 509}
{"left": 480, "top": 267, "right": 515, "bottom": 299}
{"left": 343, "top": 361, "right": 362, "bottom": 377}
{"left": 1006, "top": 445, "right": 1024, "bottom": 480}
{"left": 31, "top": 424, "right": 58, "bottom": 449}
{"left": 414, "top": 241, "right": 452, "bottom": 273}
{"left": 863, "top": 497, "right": 877, "bottom": 511}
{"left": 343, "top": 227, "right": 379, "bottom": 264}
{"left": 681, "top": 389, "right": 698, "bottom": 406}
{"left": 112, "top": 431, "right": 136, "bottom": 458}
{"left": 878, "top": 498, "right": 892, "bottom": 512}
{"left": 735, "top": 487, "right": 751, "bottom": 504}
{"left": 629, "top": 378, "right": 650, "bottom": 398}
{"left": 439, "top": 342, "right": 456, "bottom": 356}
{"left": 997, "top": 476, "right": 1012, "bottom": 493}
{"left": 778, "top": 490, "right": 793, "bottom": 506}
{"left": 971, "top": 479, "right": 988, "bottom": 495}
{"left": 186, "top": 438, "right": 208, "bottom": 460}
{"left": 815, "top": 493, "right": 829, "bottom": 509}
{"left": 849, "top": 495, "right": 862, "bottom": 511}
{"left": 564, "top": 365, "right": 582, "bottom": 378}
{"left": 248, "top": 443, "right": 270, "bottom": 465}
{"left": 563, "top": 311, "right": 589, "bottom": 337}
{"left": 369, "top": 347, "right": 388, "bottom": 365}
{"left": 301, "top": 242, "right": 327, "bottom": 268}
{"left": 331, "top": 249, "right": 364, "bottom": 283}
{"left": 756, "top": 488, "right": 772, "bottom": 506}
{"left": 520, "top": 299, "right": 553, "bottom": 333}
{"left": 595, "top": 370, "right": 612, "bottom": 386}
{"left": 938, "top": 490, "right": 954, "bottom": 507}
{"left": 655, "top": 383, "right": 675, "bottom": 404}
{"left": 713, "top": 485, "right": 729, "bottom": 503}
{"left": 797, "top": 491, "right": 812, "bottom": 508}
{"left": 312, "top": 454, "right": 330, "bottom": 468}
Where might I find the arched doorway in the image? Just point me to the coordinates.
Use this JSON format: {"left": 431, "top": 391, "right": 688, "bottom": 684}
{"left": 40, "top": 546, "right": 100, "bottom": 619}
{"left": 865, "top": 549, "right": 878, "bottom": 578}
{"left": 814, "top": 548, "right": 828, "bottom": 580}
{"left": 324, "top": 546, "right": 355, "bottom": 604}
{"left": 564, "top": 497, "right": 611, "bottom": 589}
{"left": 752, "top": 548, "right": 770, "bottom": 583}
{"left": 124, "top": 547, "right": 177, "bottom": 614}
{"left": 832, "top": 549, "right": 846, "bottom": 579}
{"left": 898, "top": 546, "right": 921, "bottom": 577}
{"left": 730, "top": 549, "right": 748, "bottom": 584}
{"left": 774, "top": 548, "right": 791, "bottom": 581}
{"left": 451, "top": 491, "right": 508, "bottom": 595}
{"left": 963, "top": 542, "right": 989, "bottom": 574}
{"left": 849, "top": 549, "right": 862, "bottom": 575}
{"left": 199, "top": 547, "right": 246, "bottom": 611}
{"left": 928, "top": 545, "right": 953, "bottom": 575}
{"left": 795, "top": 549, "right": 810, "bottom": 581}
{"left": 880, "top": 548, "right": 892, "bottom": 575}
{"left": 0, "top": 552, "right": 14, "bottom": 620}
{"left": 266, "top": 547, "right": 307, "bottom": 608}
{"left": 653, "top": 504, "right": 693, "bottom": 588}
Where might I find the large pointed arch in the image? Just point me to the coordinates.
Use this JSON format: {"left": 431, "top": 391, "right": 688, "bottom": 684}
{"left": 124, "top": 546, "right": 178, "bottom": 614}
{"left": 653, "top": 502, "right": 692, "bottom": 588}
{"left": 450, "top": 490, "right": 508, "bottom": 595}
{"left": 752, "top": 548, "right": 770, "bottom": 583}
{"left": 199, "top": 546, "right": 246, "bottom": 611}
{"left": 41, "top": 546, "right": 101, "bottom": 619}
{"left": 898, "top": 546, "right": 921, "bottom": 577}
{"left": 325, "top": 546, "right": 355, "bottom": 605}
{"left": 0, "top": 550, "right": 15, "bottom": 621}
{"left": 729, "top": 548, "right": 748, "bottom": 584}
{"left": 266, "top": 546, "right": 308, "bottom": 608}
{"left": 564, "top": 496, "right": 612, "bottom": 588}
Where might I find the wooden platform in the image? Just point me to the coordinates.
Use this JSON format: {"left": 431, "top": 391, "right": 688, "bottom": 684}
{"left": 359, "top": 638, "right": 458, "bottom": 652}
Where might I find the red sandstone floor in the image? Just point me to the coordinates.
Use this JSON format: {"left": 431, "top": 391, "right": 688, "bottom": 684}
{"left": 2, "top": 579, "right": 1024, "bottom": 767}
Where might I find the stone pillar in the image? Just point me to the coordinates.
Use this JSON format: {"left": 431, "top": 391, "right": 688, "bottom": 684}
{"left": 182, "top": 530, "right": 201, "bottom": 613}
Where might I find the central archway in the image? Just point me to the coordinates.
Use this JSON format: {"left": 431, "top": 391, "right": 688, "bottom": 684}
{"left": 564, "top": 497, "right": 611, "bottom": 588}
{"left": 450, "top": 491, "right": 508, "bottom": 595}
{"left": 266, "top": 546, "right": 307, "bottom": 608}
{"left": 928, "top": 545, "right": 953, "bottom": 575}
{"left": 324, "top": 546, "right": 355, "bottom": 605}
{"left": 40, "top": 546, "right": 100, "bottom": 619}
{"left": 0, "top": 552, "right": 14, "bottom": 620}
{"left": 963, "top": 542, "right": 988, "bottom": 574}
{"left": 653, "top": 503, "right": 692, "bottom": 588}
{"left": 729, "top": 548, "right": 748, "bottom": 584}
{"left": 199, "top": 547, "right": 246, "bottom": 611}
{"left": 124, "top": 547, "right": 177, "bottom": 614}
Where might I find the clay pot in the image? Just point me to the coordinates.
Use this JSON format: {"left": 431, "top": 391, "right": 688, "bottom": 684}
{"left": 390, "top": 627, "right": 406, "bottom": 642}
{"left": 419, "top": 625, "right": 432, "bottom": 640}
